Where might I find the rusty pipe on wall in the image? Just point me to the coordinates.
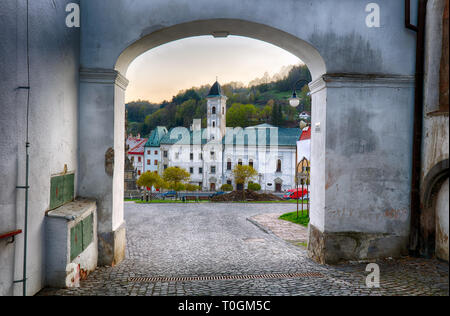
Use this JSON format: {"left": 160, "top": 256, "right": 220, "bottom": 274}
{"left": 405, "top": 0, "right": 428, "bottom": 256}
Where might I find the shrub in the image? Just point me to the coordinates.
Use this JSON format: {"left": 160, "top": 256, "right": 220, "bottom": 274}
{"left": 220, "top": 184, "right": 233, "bottom": 191}
{"left": 185, "top": 184, "right": 201, "bottom": 192}
{"left": 248, "top": 182, "right": 261, "bottom": 191}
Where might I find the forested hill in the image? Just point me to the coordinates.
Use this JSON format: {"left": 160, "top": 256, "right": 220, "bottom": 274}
{"left": 126, "top": 64, "right": 311, "bottom": 137}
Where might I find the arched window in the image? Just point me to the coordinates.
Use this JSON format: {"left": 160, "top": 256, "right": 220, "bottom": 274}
{"left": 212, "top": 107, "right": 216, "bottom": 115}
{"left": 276, "top": 159, "right": 282, "bottom": 172}
{"left": 238, "top": 159, "right": 243, "bottom": 166}
{"left": 227, "top": 159, "right": 232, "bottom": 170}
{"left": 212, "top": 121, "right": 216, "bottom": 128}
{"left": 249, "top": 159, "right": 254, "bottom": 168}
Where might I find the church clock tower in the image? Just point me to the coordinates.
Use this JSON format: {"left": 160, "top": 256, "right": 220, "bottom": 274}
{"left": 206, "top": 81, "right": 227, "bottom": 141}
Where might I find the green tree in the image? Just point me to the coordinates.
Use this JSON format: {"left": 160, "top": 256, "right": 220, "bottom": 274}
{"left": 271, "top": 103, "right": 284, "bottom": 126}
{"left": 163, "top": 167, "right": 191, "bottom": 198}
{"left": 136, "top": 172, "right": 163, "bottom": 201}
{"left": 227, "top": 103, "right": 258, "bottom": 127}
{"left": 233, "top": 165, "right": 258, "bottom": 200}
{"left": 220, "top": 184, "right": 233, "bottom": 192}
{"left": 185, "top": 183, "right": 201, "bottom": 192}
{"left": 248, "top": 182, "right": 261, "bottom": 191}
{"left": 299, "top": 84, "right": 311, "bottom": 113}
{"left": 168, "top": 181, "right": 186, "bottom": 193}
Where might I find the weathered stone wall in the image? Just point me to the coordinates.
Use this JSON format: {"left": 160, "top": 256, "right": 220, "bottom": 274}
{"left": 78, "top": 0, "right": 418, "bottom": 264}
{"left": 0, "top": 0, "right": 80, "bottom": 295}
{"left": 308, "top": 75, "right": 414, "bottom": 263}
{"left": 435, "top": 179, "right": 449, "bottom": 261}
{"left": 421, "top": 0, "right": 449, "bottom": 262}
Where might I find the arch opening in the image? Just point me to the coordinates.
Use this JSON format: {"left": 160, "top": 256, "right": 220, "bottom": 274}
{"left": 108, "top": 17, "right": 325, "bottom": 267}
{"left": 115, "top": 19, "right": 326, "bottom": 80}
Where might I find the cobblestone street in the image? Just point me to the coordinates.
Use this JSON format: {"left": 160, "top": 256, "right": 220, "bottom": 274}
{"left": 39, "top": 202, "right": 449, "bottom": 296}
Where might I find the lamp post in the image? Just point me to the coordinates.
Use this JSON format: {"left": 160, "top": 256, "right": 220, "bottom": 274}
{"left": 289, "top": 79, "right": 311, "bottom": 108}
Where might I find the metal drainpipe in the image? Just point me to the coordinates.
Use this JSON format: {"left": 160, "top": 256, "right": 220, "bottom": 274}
{"left": 14, "top": 0, "right": 31, "bottom": 296}
{"left": 405, "top": 0, "right": 428, "bottom": 256}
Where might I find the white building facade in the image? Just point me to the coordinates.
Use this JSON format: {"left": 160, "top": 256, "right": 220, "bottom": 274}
{"left": 158, "top": 81, "right": 301, "bottom": 192}
{"left": 126, "top": 137, "right": 147, "bottom": 176}
{"left": 297, "top": 126, "right": 311, "bottom": 164}
{"left": 143, "top": 127, "right": 168, "bottom": 174}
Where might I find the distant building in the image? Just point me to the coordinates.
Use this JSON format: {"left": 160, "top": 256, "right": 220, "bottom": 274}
{"left": 153, "top": 81, "right": 301, "bottom": 192}
{"left": 126, "top": 135, "right": 148, "bottom": 176}
{"left": 297, "top": 125, "right": 311, "bottom": 167}
{"left": 144, "top": 127, "right": 168, "bottom": 174}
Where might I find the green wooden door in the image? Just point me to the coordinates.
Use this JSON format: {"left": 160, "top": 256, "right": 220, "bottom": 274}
{"left": 82, "top": 213, "right": 93, "bottom": 250}
{"left": 50, "top": 173, "right": 75, "bottom": 210}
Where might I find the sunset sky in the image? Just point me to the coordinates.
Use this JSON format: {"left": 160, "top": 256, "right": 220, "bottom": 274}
{"left": 125, "top": 35, "right": 302, "bottom": 103}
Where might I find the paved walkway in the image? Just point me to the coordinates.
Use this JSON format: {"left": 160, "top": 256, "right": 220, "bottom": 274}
{"left": 249, "top": 212, "right": 308, "bottom": 245}
{"left": 38, "top": 202, "right": 449, "bottom": 296}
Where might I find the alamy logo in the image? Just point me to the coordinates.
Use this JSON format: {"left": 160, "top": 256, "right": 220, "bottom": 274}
{"left": 366, "top": 3, "right": 381, "bottom": 28}
{"left": 66, "top": 3, "right": 80, "bottom": 28}
{"left": 66, "top": 3, "right": 379, "bottom": 29}
{"left": 365, "top": 263, "right": 380, "bottom": 288}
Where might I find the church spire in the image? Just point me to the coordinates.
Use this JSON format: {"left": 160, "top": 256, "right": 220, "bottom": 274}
{"left": 207, "top": 80, "right": 222, "bottom": 97}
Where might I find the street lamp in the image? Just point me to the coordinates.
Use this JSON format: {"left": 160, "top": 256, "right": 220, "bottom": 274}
{"left": 289, "top": 79, "right": 311, "bottom": 108}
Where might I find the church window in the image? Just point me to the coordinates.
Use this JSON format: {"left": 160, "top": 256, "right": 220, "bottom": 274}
{"left": 276, "top": 159, "right": 282, "bottom": 172}
{"left": 212, "top": 107, "right": 216, "bottom": 115}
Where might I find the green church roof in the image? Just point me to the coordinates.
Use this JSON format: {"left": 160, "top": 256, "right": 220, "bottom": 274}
{"left": 145, "top": 126, "right": 168, "bottom": 147}
{"left": 207, "top": 81, "right": 222, "bottom": 97}
{"left": 223, "top": 126, "right": 301, "bottom": 146}
{"left": 159, "top": 125, "right": 300, "bottom": 147}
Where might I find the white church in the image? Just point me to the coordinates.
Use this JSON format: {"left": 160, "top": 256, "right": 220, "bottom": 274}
{"left": 143, "top": 81, "right": 302, "bottom": 192}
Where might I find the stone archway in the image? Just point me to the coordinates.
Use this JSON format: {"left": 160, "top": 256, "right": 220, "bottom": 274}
{"left": 78, "top": 2, "right": 417, "bottom": 265}
{"left": 411, "top": 159, "right": 449, "bottom": 259}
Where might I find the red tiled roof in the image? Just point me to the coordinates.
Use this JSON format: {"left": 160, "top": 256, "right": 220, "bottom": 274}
{"left": 128, "top": 138, "right": 148, "bottom": 155}
{"left": 127, "top": 136, "right": 143, "bottom": 150}
{"left": 299, "top": 126, "right": 311, "bottom": 141}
